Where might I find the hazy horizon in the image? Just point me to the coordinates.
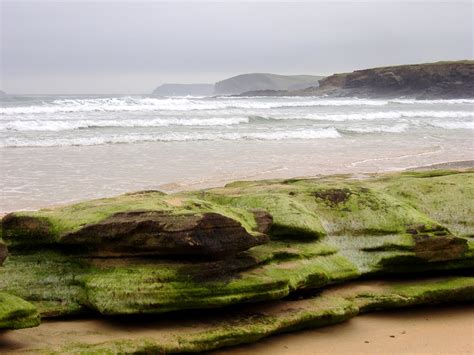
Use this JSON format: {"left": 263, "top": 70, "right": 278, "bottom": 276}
{"left": 1, "top": 0, "right": 473, "bottom": 94}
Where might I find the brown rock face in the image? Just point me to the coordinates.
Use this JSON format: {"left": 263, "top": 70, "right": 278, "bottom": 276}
{"left": 251, "top": 209, "right": 274, "bottom": 234}
{"left": 2, "top": 214, "right": 54, "bottom": 245}
{"left": 317, "top": 61, "right": 474, "bottom": 98}
{"left": 61, "top": 211, "right": 269, "bottom": 258}
{"left": 413, "top": 234, "right": 467, "bottom": 262}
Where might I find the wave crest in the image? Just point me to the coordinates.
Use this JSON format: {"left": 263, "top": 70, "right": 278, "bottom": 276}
{"left": 1, "top": 128, "right": 341, "bottom": 147}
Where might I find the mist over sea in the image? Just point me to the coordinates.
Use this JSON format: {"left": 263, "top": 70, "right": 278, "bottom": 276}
{"left": 1, "top": 95, "right": 473, "bottom": 211}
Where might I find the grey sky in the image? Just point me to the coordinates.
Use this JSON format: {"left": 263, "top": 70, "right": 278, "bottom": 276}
{"left": 1, "top": 1, "right": 472, "bottom": 94}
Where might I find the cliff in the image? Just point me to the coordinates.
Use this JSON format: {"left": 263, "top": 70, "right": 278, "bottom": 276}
{"left": 313, "top": 60, "right": 474, "bottom": 99}
{"left": 152, "top": 83, "right": 214, "bottom": 96}
{"left": 215, "top": 73, "right": 323, "bottom": 95}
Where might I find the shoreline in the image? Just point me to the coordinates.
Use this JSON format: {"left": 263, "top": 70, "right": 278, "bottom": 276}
{"left": 2, "top": 126, "right": 473, "bottom": 213}
{"left": 213, "top": 304, "right": 474, "bottom": 355}
{"left": 1, "top": 159, "right": 473, "bottom": 215}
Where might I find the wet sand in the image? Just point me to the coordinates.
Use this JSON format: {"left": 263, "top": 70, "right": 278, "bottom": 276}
{"left": 215, "top": 304, "right": 474, "bottom": 355}
{"left": 1, "top": 304, "right": 472, "bottom": 354}
{"left": 1, "top": 131, "right": 473, "bottom": 212}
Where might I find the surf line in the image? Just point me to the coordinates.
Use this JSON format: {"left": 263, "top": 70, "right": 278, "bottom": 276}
{"left": 346, "top": 146, "right": 444, "bottom": 168}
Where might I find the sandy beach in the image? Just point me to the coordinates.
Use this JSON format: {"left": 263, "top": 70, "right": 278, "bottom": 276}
{"left": 2, "top": 135, "right": 473, "bottom": 213}
{"left": 214, "top": 304, "right": 474, "bottom": 355}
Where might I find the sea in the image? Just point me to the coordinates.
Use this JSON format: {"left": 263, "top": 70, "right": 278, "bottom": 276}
{"left": 1, "top": 95, "right": 473, "bottom": 211}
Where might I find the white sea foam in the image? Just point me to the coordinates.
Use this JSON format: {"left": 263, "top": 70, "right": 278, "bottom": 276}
{"left": 1, "top": 95, "right": 472, "bottom": 148}
{"left": 300, "top": 111, "right": 473, "bottom": 121}
{"left": 0, "top": 97, "right": 397, "bottom": 115}
{"left": 0, "top": 128, "right": 341, "bottom": 147}
{"left": 0, "top": 116, "right": 249, "bottom": 132}
{"left": 344, "top": 123, "right": 409, "bottom": 133}
{"left": 390, "top": 98, "right": 474, "bottom": 105}
{"left": 428, "top": 121, "right": 474, "bottom": 130}
{"left": 2, "top": 96, "right": 473, "bottom": 116}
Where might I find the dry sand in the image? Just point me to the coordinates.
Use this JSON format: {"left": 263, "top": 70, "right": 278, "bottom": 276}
{"left": 215, "top": 304, "right": 474, "bottom": 355}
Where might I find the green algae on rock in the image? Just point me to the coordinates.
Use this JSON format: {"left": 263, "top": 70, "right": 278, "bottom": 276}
{"left": 5, "top": 276, "right": 473, "bottom": 354}
{"left": 1, "top": 193, "right": 269, "bottom": 253}
{"left": 0, "top": 292, "right": 40, "bottom": 329}
{"left": 0, "top": 170, "right": 473, "bottom": 318}
{"left": 373, "top": 170, "right": 474, "bottom": 239}
{"left": 0, "top": 243, "right": 358, "bottom": 316}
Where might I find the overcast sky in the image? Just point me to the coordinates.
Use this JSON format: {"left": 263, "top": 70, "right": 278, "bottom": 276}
{"left": 1, "top": 0, "right": 472, "bottom": 94}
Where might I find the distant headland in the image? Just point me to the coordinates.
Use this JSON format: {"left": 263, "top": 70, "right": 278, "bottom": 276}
{"left": 151, "top": 60, "right": 474, "bottom": 99}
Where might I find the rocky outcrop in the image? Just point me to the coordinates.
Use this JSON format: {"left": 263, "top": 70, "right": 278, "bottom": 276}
{"left": 239, "top": 61, "right": 474, "bottom": 98}
{"left": 215, "top": 73, "right": 323, "bottom": 95}
{"left": 152, "top": 83, "right": 214, "bottom": 96}
{"left": 4, "top": 276, "right": 473, "bottom": 353}
{"left": 313, "top": 60, "right": 474, "bottom": 98}
{"left": 2, "top": 210, "right": 269, "bottom": 258}
{"left": 60, "top": 211, "right": 269, "bottom": 258}
{"left": 1, "top": 170, "right": 473, "bottom": 350}
{"left": 1, "top": 190, "right": 268, "bottom": 253}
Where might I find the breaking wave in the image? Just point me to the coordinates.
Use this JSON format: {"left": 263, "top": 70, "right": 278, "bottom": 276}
{"left": 428, "top": 121, "right": 474, "bottom": 130}
{"left": 390, "top": 98, "right": 474, "bottom": 105}
{"left": 3, "top": 97, "right": 454, "bottom": 115}
{"left": 3, "top": 110, "right": 470, "bottom": 132}
{"left": 342, "top": 123, "right": 410, "bottom": 133}
{"left": 0, "top": 117, "right": 249, "bottom": 132}
{"left": 1, "top": 128, "right": 341, "bottom": 147}
{"left": 300, "top": 111, "right": 473, "bottom": 121}
{"left": 1, "top": 95, "right": 472, "bottom": 147}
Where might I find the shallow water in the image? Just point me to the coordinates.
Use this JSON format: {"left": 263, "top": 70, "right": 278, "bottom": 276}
{"left": 1, "top": 95, "right": 473, "bottom": 211}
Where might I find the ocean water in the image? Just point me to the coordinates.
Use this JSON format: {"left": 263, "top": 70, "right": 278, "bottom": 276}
{"left": 1, "top": 95, "right": 473, "bottom": 211}
{"left": 1, "top": 95, "right": 473, "bottom": 147}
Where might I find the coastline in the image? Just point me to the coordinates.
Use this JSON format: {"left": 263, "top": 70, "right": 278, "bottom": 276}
{"left": 2, "top": 3, "right": 473, "bottom": 354}
{"left": 1, "top": 158, "right": 472, "bottom": 217}
{"left": 1, "top": 158, "right": 472, "bottom": 215}
{"left": 1, "top": 132, "right": 473, "bottom": 213}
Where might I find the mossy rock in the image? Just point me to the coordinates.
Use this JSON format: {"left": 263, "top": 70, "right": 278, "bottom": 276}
{"left": 2, "top": 195, "right": 271, "bottom": 259}
{"left": 5, "top": 276, "right": 473, "bottom": 353}
{"left": 372, "top": 170, "right": 474, "bottom": 238}
{"left": 0, "top": 170, "right": 472, "bottom": 317}
{"left": 0, "top": 245, "right": 359, "bottom": 316}
{"left": 195, "top": 191, "right": 327, "bottom": 240}
{"left": 204, "top": 177, "right": 448, "bottom": 238}
{"left": 0, "top": 292, "right": 40, "bottom": 329}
